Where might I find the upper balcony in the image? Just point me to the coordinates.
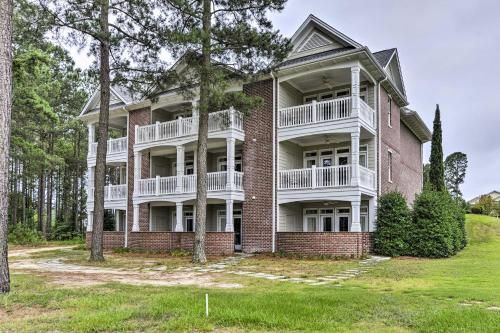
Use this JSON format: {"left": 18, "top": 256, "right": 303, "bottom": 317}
{"left": 88, "top": 137, "right": 128, "bottom": 165}
{"left": 134, "top": 108, "right": 244, "bottom": 151}
{"left": 277, "top": 64, "right": 377, "bottom": 142}
{"left": 278, "top": 96, "right": 375, "bottom": 141}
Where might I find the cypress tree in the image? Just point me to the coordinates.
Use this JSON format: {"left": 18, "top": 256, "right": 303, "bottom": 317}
{"left": 428, "top": 104, "right": 445, "bottom": 192}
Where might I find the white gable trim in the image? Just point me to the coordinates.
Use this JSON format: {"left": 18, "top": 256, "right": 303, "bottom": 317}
{"left": 290, "top": 15, "right": 363, "bottom": 51}
{"left": 79, "top": 86, "right": 131, "bottom": 117}
{"left": 385, "top": 51, "right": 406, "bottom": 97}
{"left": 297, "top": 30, "right": 334, "bottom": 52}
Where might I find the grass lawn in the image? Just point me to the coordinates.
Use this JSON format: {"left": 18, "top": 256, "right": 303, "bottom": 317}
{"left": 1, "top": 214, "right": 500, "bottom": 332}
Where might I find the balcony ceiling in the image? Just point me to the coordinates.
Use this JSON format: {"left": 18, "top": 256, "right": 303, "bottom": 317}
{"left": 287, "top": 68, "right": 370, "bottom": 93}
{"left": 289, "top": 129, "right": 373, "bottom": 147}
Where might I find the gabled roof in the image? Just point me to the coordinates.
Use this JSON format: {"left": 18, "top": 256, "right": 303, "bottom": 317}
{"left": 79, "top": 85, "right": 140, "bottom": 117}
{"left": 373, "top": 48, "right": 396, "bottom": 68}
{"left": 286, "top": 15, "right": 363, "bottom": 60}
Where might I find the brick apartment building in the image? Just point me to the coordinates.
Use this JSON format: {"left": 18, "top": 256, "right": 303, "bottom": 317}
{"left": 81, "top": 15, "right": 431, "bottom": 257}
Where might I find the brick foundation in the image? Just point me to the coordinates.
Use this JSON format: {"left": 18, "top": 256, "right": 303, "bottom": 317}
{"left": 277, "top": 232, "right": 373, "bottom": 258}
{"left": 85, "top": 231, "right": 125, "bottom": 249}
{"left": 127, "top": 232, "right": 234, "bottom": 256}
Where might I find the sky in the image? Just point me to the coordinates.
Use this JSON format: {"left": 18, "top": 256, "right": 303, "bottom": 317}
{"left": 69, "top": 0, "right": 500, "bottom": 200}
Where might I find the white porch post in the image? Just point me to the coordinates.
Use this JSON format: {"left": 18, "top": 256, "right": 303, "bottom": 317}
{"left": 134, "top": 152, "right": 142, "bottom": 195}
{"left": 351, "top": 199, "right": 361, "bottom": 232}
{"left": 88, "top": 166, "right": 94, "bottom": 189}
{"left": 175, "top": 202, "right": 184, "bottom": 231}
{"left": 351, "top": 65, "right": 360, "bottom": 117}
{"left": 369, "top": 197, "right": 377, "bottom": 231}
{"left": 225, "top": 199, "right": 234, "bottom": 232}
{"left": 193, "top": 204, "right": 197, "bottom": 231}
{"left": 226, "top": 137, "right": 235, "bottom": 190}
{"left": 88, "top": 124, "right": 95, "bottom": 152}
{"left": 132, "top": 204, "right": 140, "bottom": 231}
{"left": 351, "top": 129, "right": 360, "bottom": 186}
{"left": 115, "top": 210, "right": 120, "bottom": 231}
{"left": 87, "top": 211, "right": 93, "bottom": 232}
{"left": 176, "top": 145, "right": 185, "bottom": 193}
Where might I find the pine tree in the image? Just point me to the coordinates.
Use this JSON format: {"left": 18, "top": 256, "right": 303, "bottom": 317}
{"left": 428, "top": 104, "right": 445, "bottom": 192}
{"left": 161, "top": 0, "right": 290, "bottom": 263}
{"left": 0, "top": 0, "right": 13, "bottom": 293}
{"left": 444, "top": 152, "right": 467, "bottom": 198}
{"left": 39, "top": 0, "right": 168, "bottom": 260}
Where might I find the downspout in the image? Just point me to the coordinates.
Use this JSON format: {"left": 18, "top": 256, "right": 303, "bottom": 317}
{"left": 271, "top": 72, "right": 277, "bottom": 253}
{"left": 125, "top": 109, "right": 129, "bottom": 248}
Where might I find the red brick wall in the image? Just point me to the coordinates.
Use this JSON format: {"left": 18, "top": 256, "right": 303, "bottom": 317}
{"left": 242, "top": 79, "right": 274, "bottom": 253}
{"left": 379, "top": 88, "right": 423, "bottom": 203}
{"left": 127, "top": 107, "right": 151, "bottom": 234}
{"left": 127, "top": 232, "right": 234, "bottom": 256}
{"left": 277, "top": 232, "right": 373, "bottom": 258}
{"left": 85, "top": 232, "right": 125, "bottom": 249}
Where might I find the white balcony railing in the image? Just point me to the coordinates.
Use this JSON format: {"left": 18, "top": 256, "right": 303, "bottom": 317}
{"left": 279, "top": 165, "right": 352, "bottom": 190}
{"left": 89, "top": 137, "right": 127, "bottom": 156}
{"left": 359, "top": 166, "right": 376, "bottom": 189}
{"left": 135, "top": 172, "right": 243, "bottom": 197}
{"left": 359, "top": 98, "right": 375, "bottom": 127}
{"left": 89, "top": 184, "right": 127, "bottom": 202}
{"left": 278, "top": 96, "right": 375, "bottom": 129}
{"left": 136, "top": 108, "right": 244, "bottom": 145}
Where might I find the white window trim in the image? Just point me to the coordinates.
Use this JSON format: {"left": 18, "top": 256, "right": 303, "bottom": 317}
{"left": 303, "top": 94, "right": 318, "bottom": 104}
{"left": 388, "top": 149, "right": 393, "bottom": 183}
{"left": 387, "top": 95, "right": 393, "bottom": 128}
{"left": 319, "top": 149, "right": 333, "bottom": 167}
{"left": 359, "top": 85, "right": 368, "bottom": 102}
{"left": 335, "top": 146, "right": 350, "bottom": 166}
{"left": 303, "top": 150, "right": 318, "bottom": 168}
{"left": 318, "top": 91, "right": 335, "bottom": 101}
{"left": 335, "top": 88, "right": 351, "bottom": 98}
{"left": 359, "top": 144, "right": 368, "bottom": 168}
{"left": 336, "top": 207, "right": 351, "bottom": 232}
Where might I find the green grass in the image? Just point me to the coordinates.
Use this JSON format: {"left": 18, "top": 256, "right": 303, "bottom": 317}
{"left": 1, "top": 214, "right": 500, "bottom": 332}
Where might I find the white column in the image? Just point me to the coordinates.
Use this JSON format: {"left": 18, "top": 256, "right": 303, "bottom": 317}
{"left": 132, "top": 204, "right": 140, "bottom": 231}
{"left": 88, "top": 124, "right": 95, "bottom": 152}
{"left": 351, "top": 130, "right": 360, "bottom": 186}
{"left": 175, "top": 202, "right": 184, "bottom": 232}
{"left": 351, "top": 65, "right": 360, "bottom": 117}
{"left": 176, "top": 145, "right": 185, "bottom": 193}
{"left": 115, "top": 210, "right": 120, "bottom": 231}
{"left": 87, "top": 211, "right": 93, "bottom": 232}
{"left": 193, "top": 204, "right": 197, "bottom": 232}
{"left": 226, "top": 137, "right": 235, "bottom": 190}
{"left": 369, "top": 197, "right": 377, "bottom": 231}
{"left": 225, "top": 199, "right": 234, "bottom": 232}
{"left": 88, "top": 166, "right": 94, "bottom": 189}
{"left": 351, "top": 199, "right": 361, "bottom": 232}
{"left": 134, "top": 152, "right": 142, "bottom": 195}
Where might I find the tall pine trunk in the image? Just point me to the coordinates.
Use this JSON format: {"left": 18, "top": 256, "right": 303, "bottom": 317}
{"left": 73, "top": 130, "right": 80, "bottom": 232}
{"left": 38, "top": 171, "right": 45, "bottom": 235}
{"left": 90, "top": 0, "right": 111, "bottom": 261}
{"left": 0, "top": 0, "right": 13, "bottom": 294}
{"left": 193, "top": 0, "right": 212, "bottom": 263}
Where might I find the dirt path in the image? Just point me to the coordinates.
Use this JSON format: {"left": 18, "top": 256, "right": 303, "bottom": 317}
{"left": 9, "top": 247, "right": 241, "bottom": 289}
{"left": 9, "top": 245, "right": 77, "bottom": 257}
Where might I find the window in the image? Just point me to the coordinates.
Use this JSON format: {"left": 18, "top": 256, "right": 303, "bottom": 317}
{"left": 304, "top": 151, "right": 317, "bottom": 168}
{"left": 304, "top": 95, "right": 317, "bottom": 104}
{"left": 388, "top": 96, "right": 392, "bottom": 127}
{"left": 335, "top": 88, "right": 350, "bottom": 98}
{"left": 360, "top": 86, "right": 368, "bottom": 102}
{"left": 319, "top": 93, "right": 334, "bottom": 101}
{"left": 360, "top": 206, "right": 368, "bottom": 232}
{"left": 235, "top": 155, "right": 242, "bottom": 172}
{"left": 303, "top": 209, "right": 318, "bottom": 232}
{"left": 185, "top": 161, "right": 194, "bottom": 175}
{"left": 359, "top": 145, "right": 368, "bottom": 168}
{"left": 217, "top": 157, "right": 227, "bottom": 171}
{"left": 388, "top": 150, "right": 393, "bottom": 182}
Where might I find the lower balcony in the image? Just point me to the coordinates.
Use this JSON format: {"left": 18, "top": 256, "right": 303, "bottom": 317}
{"left": 88, "top": 184, "right": 127, "bottom": 210}
{"left": 278, "top": 165, "right": 375, "bottom": 204}
{"left": 134, "top": 171, "right": 244, "bottom": 203}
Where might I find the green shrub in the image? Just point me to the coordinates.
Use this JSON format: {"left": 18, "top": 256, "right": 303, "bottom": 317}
{"left": 8, "top": 223, "right": 45, "bottom": 245}
{"left": 470, "top": 206, "right": 482, "bottom": 215}
{"left": 411, "top": 191, "right": 458, "bottom": 258}
{"left": 374, "top": 192, "right": 411, "bottom": 257}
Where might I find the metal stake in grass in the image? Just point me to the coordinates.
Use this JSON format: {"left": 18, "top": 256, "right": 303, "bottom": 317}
{"left": 205, "top": 293, "right": 209, "bottom": 317}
